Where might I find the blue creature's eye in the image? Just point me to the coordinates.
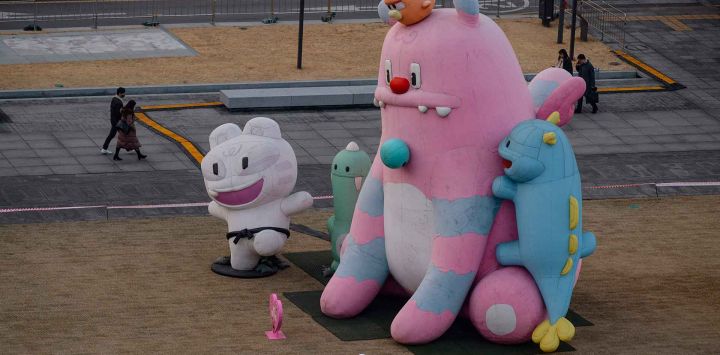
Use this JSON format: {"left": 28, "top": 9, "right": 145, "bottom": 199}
{"left": 506, "top": 140, "right": 511, "bottom": 148}
{"left": 345, "top": 166, "right": 350, "bottom": 172}
{"left": 334, "top": 164, "right": 337, "bottom": 170}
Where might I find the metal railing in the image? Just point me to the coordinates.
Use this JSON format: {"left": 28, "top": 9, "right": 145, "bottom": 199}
{"left": 0, "top": 0, "right": 542, "bottom": 27}
{"left": 557, "top": 0, "right": 626, "bottom": 47}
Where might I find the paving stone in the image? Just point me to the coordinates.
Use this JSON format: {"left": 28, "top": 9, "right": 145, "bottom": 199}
{"left": 116, "top": 164, "right": 155, "bottom": 172}
{"left": 62, "top": 139, "right": 98, "bottom": 148}
{"left": 14, "top": 166, "right": 53, "bottom": 175}
{"left": 284, "top": 130, "right": 323, "bottom": 140}
{"left": 295, "top": 139, "right": 333, "bottom": 148}
{"left": 661, "top": 143, "right": 699, "bottom": 152}
{"left": 0, "top": 166, "right": 19, "bottom": 176}
{"left": 83, "top": 164, "right": 123, "bottom": 174}
{"left": 676, "top": 134, "right": 715, "bottom": 143}
{"left": 149, "top": 161, "right": 190, "bottom": 171}
{"left": 628, "top": 118, "right": 661, "bottom": 128}
{"left": 0, "top": 140, "right": 29, "bottom": 150}
{"left": 596, "top": 119, "right": 633, "bottom": 128}
{"left": 610, "top": 127, "right": 644, "bottom": 136}
{"left": 619, "top": 135, "right": 654, "bottom": 144}
{"left": 304, "top": 147, "right": 342, "bottom": 156}
{"left": 315, "top": 155, "right": 336, "bottom": 165}
{"left": 49, "top": 165, "right": 88, "bottom": 175}
{"left": 651, "top": 135, "right": 681, "bottom": 143}
{"left": 316, "top": 129, "right": 354, "bottom": 139}
{"left": 9, "top": 157, "right": 45, "bottom": 167}
{"left": 2, "top": 149, "right": 38, "bottom": 159}
{"left": 41, "top": 157, "right": 80, "bottom": 166}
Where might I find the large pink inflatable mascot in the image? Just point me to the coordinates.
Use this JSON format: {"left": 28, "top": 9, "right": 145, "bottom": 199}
{"left": 321, "top": 0, "right": 585, "bottom": 352}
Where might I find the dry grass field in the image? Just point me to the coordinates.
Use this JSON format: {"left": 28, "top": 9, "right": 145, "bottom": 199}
{"left": 2, "top": 195, "right": 717, "bottom": 353}
{"left": 0, "top": 18, "right": 629, "bottom": 89}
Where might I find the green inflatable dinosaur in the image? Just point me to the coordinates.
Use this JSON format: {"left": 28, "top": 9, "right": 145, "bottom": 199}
{"left": 325, "top": 141, "right": 371, "bottom": 276}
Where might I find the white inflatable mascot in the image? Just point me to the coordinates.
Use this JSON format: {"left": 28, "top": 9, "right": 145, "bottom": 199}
{"left": 202, "top": 117, "right": 313, "bottom": 277}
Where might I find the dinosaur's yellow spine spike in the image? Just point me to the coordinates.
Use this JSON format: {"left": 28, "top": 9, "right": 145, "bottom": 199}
{"left": 547, "top": 111, "right": 561, "bottom": 125}
{"left": 569, "top": 195, "right": 578, "bottom": 230}
{"left": 543, "top": 132, "right": 557, "bottom": 145}
{"left": 560, "top": 257, "right": 573, "bottom": 275}
{"left": 569, "top": 234, "right": 578, "bottom": 254}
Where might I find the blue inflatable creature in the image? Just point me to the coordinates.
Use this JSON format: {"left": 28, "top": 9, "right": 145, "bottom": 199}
{"left": 491, "top": 112, "right": 597, "bottom": 353}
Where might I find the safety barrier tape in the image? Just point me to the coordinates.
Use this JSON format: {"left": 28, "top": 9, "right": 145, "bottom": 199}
{"left": 1, "top": 181, "right": 718, "bottom": 214}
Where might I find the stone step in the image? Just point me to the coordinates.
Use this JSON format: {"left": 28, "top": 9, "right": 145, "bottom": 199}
{"left": 220, "top": 74, "right": 657, "bottom": 110}
{"left": 220, "top": 85, "right": 377, "bottom": 110}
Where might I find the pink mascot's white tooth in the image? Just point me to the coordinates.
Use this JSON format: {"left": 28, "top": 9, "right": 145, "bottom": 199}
{"left": 379, "top": 100, "right": 386, "bottom": 108}
{"left": 418, "top": 105, "right": 428, "bottom": 113}
{"left": 435, "top": 107, "right": 452, "bottom": 117}
{"left": 374, "top": 98, "right": 381, "bottom": 107}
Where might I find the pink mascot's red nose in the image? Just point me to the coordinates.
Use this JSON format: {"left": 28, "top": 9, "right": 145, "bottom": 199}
{"left": 390, "top": 77, "right": 410, "bottom": 94}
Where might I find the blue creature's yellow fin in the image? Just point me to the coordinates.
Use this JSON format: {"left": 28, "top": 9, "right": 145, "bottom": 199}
{"left": 546, "top": 111, "right": 561, "bottom": 125}
{"left": 569, "top": 195, "right": 578, "bottom": 230}
{"left": 560, "top": 257, "right": 573, "bottom": 275}
{"left": 568, "top": 234, "right": 578, "bottom": 255}
{"left": 543, "top": 132, "right": 557, "bottom": 145}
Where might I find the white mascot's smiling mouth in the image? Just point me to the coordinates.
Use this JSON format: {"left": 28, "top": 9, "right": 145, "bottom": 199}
{"left": 214, "top": 179, "right": 264, "bottom": 206}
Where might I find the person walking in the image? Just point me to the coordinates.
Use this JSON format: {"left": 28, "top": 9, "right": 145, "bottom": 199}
{"left": 556, "top": 49, "right": 573, "bottom": 74}
{"left": 113, "top": 100, "right": 147, "bottom": 161}
{"left": 101, "top": 87, "right": 126, "bottom": 154}
{"left": 575, "top": 54, "right": 598, "bottom": 114}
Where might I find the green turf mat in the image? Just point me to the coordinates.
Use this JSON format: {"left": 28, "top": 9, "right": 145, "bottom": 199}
{"left": 283, "top": 250, "right": 332, "bottom": 285}
{"left": 284, "top": 250, "right": 592, "bottom": 354}
{"left": 284, "top": 290, "right": 578, "bottom": 354}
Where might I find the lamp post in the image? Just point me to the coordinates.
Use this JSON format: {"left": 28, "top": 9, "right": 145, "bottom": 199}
{"left": 569, "top": 0, "right": 578, "bottom": 60}
{"left": 557, "top": 0, "right": 566, "bottom": 44}
{"left": 297, "top": 0, "right": 305, "bottom": 69}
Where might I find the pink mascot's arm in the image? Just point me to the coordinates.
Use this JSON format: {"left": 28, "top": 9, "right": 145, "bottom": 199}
{"left": 320, "top": 157, "right": 388, "bottom": 318}
{"left": 390, "top": 148, "right": 499, "bottom": 344}
{"left": 530, "top": 68, "right": 586, "bottom": 126}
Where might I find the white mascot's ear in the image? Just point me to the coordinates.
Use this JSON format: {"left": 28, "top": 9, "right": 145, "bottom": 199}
{"left": 242, "top": 117, "right": 282, "bottom": 139}
{"left": 209, "top": 123, "right": 242, "bottom": 149}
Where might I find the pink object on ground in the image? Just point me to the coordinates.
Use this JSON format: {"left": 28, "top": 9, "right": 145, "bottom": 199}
{"left": 265, "top": 293, "right": 286, "bottom": 340}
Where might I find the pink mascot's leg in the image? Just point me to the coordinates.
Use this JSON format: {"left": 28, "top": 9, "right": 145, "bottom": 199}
{"left": 321, "top": 160, "right": 388, "bottom": 318}
{"left": 391, "top": 149, "right": 498, "bottom": 344}
{"left": 468, "top": 266, "right": 546, "bottom": 343}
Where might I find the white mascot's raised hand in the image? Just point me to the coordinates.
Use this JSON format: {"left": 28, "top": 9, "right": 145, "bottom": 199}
{"left": 201, "top": 117, "right": 313, "bottom": 277}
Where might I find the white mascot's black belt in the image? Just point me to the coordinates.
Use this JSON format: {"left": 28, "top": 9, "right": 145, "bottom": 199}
{"left": 226, "top": 227, "right": 291, "bottom": 244}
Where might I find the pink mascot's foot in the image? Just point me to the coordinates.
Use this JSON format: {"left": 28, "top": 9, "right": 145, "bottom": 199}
{"left": 468, "top": 266, "right": 546, "bottom": 344}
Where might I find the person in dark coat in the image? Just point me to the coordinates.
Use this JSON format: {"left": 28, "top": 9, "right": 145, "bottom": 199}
{"left": 575, "top": 54, "right": 598, "bottom": 114}
{"left": 556, "top": 49, "right": 573, "bottom": 74}
{"left": 113, "top": 100, "right": 147, "bottom": 161}
{"left": 101, "top": 87, "right": 126, "bottom": 154}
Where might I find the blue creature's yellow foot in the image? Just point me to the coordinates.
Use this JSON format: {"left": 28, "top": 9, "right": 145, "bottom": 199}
{"left": 531, "top": 317, "right": 575, "bottom": 353}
